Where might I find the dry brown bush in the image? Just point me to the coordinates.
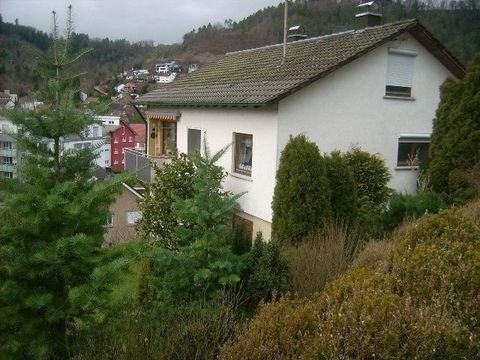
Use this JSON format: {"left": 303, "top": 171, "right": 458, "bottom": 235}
{"left": 284, "top": 221, "right": 363, "bottom": 297}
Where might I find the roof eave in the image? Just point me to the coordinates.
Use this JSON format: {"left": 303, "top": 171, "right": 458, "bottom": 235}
{"left": 133, "top": 100, "right": 268, "bottom": 109}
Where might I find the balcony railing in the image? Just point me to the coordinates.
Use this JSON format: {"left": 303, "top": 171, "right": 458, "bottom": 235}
{"left": 125, "top": 148, "right": 171, "bottom": 183}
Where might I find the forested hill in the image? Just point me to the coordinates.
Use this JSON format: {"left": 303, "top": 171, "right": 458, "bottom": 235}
{"left": 183, "top": 0, "right": 480, "bottom": 63}
{"left": 1, "top": 0, "right": 479, "bottom": 96}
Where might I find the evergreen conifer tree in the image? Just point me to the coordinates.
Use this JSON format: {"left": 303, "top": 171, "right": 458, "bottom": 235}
{"left": 427, "top": 54, "right": 480, "bottom": 202}
{"left": 0, "top": 8, "right": 124, "bottom": 358}
{"left": 271, "top": 134, "right": 331, "bottom": 244}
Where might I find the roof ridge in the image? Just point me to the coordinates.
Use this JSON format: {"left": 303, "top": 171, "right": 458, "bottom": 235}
{"left": 226, "top": 18, "right": 417, "bottom": 56}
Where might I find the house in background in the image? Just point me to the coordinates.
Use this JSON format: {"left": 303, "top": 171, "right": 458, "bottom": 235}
{"left": 110, "top": 120, "right": 136, "bottom": 172}
{"left": 133, "top": 17, "right": 464, "bottom": 240}
{"left": 0, "top": 90, "right": 18, "bottom": 109}
{"left": 0, "top": 116, "right": 20, "bottom": 179}
{"left": 103, "top": 182, "right": 144, "bottom": 246}
{"left": 130, "top": 123, "right": 147, "bottom": 152}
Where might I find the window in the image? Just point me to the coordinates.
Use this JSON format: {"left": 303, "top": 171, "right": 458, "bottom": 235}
{"left": 187, "top": 129, "right": 201, "bottom": 155}
{"left": 122, "top": 148, "right": 125, "bottom": 154}
{"left": 234, "top": 133, "right": 253, "bottom": 176}
{"left": 397, "top": 136, "right": 430, "bottom": 167}
{"left": 122, "top": 136, "right": 126, "bottom": 142}
{"left": 126, "top": 211, "right": 142, "bottom": 225}
{"left": 105, "top": 213, "right": 114, "bottom": 226}
{"left": 92, "top": 126, "right": 99, "bottom": 137}
{"left": 114, "top": 159, "right": 119, "bottom": 165}
{"left": 129, "top": 136, "right": 133, "bottom": 142}
{"left": 114, "top": 137, "right": 119, "bottom": 144}
{"left": 385, "top": 48, "right": 416, "bottom": 98}
{"left": 1, "top": 142, "right": 12, "bottom": 150}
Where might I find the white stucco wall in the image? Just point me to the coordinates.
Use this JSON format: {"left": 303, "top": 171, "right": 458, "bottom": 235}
{"left": 278, "top": 33, "right": 455, "bottom": 194}
{"left": 174, "top": 107, "right": 278, "bottom": 223}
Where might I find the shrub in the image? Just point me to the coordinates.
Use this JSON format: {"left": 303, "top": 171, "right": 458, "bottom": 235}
{"left": 271, "top": 134, "right": 331, "bottom": 244}
{"left": 325, "top": 151, "right": 358, "bottom": 222}
{"left": 427, "top": 54, "right": 480, "bottom": 203}
{"left": 244, "top": 232, "right": 291, "bottom": 305}
{"left": 383, "top": 191, "right": 447, "bottom": 230}
{"left": 344, "top": 147, "right": 391, "bottom": 208}
{"left": 391, "top": 209, "right": 480, "bottom": 339}
{"left": 138, "top": 154, "right": 196, "bottom": 249}
{"left": 352, "top": 239, "right": 393, "bottom": 272}
{"left": 306, "top": 268, "right": 476, "bottom": 360}
{"left": 285, "top": 221, "right": 362, "bottom": 297}
{"left": 220, "top": 296, "right": 317, "bottom": 359}
{"left": 344, "top": 147, "right": 391, "bottom": 235}
{"left": 74, "top": 298, "right": 240, "bottom": 360}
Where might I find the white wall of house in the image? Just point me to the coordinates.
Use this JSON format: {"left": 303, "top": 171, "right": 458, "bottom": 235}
{"left": 175, "top": 107, "right": 278, "bottom": 223}
{"left": 278, "top": 33, "right": 454, "bottom": 194}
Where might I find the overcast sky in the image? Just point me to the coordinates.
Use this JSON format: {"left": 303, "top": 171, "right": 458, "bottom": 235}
{"left": 1, "top": 0, "right": 282, "bottom": 44}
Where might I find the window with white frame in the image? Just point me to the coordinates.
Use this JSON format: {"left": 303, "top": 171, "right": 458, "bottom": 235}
{"left": 114, "top": 148, "right": 118, "bottom": 154}
{"left": 397, "top": 135, "right": 430, "bottom": 167}
{"left": 385, "top": 48, "right": 417, "bottom": 98}
{"left": 122, "top": 136, "right": 126, "bottom": 142}
{"left": 129, "top": 136, "right": 133, "bottom": 142}
{"left": 234, "top": 133, "right": 253, "bottom": 176}
{"left": 92, "top": 126, "right": 99, "bottom": 137}
{"left": 126, "top": 211, "right": 142, "bottom": 225}
{"left": 114, "top": 137, "right": 119, "bottom": 143}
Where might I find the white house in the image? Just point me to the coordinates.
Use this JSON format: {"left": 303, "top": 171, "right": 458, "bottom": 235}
{"left": 134, "top": 18, "right": 465, "bottom": 239}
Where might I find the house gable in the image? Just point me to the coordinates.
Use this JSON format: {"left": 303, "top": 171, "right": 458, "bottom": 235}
{"left": 277, "top": 32, "right": 453, "bottom": 194}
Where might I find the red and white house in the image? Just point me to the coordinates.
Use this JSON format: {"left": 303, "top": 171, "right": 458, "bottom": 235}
{"left": 110, "top": 120, "right": 136, "bottom": 171}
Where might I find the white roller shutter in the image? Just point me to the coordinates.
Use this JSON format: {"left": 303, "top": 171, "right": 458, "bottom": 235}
{"left": 386, "top": 48, "right": 416, "bottom": 88}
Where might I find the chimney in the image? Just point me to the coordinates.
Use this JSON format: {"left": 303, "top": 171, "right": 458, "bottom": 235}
{"left": 288, "top": 25, "right": 308, "bottom": 42}
{"left": 355, "top": 1, "right": 382, "bottom": 28}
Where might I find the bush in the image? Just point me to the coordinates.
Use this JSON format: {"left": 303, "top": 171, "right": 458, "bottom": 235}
{"left": 222, "top": 206, "right": 480, "bottom": 359}
{"left": 344, "top": 147, "right": 391, "bottom": 208}
{"left": 352, "top": 239, "right": 394, "bottom": 272}
{"left": 305, "top": 268, "right": 476, "bottom": 360}
{"left": 272, "top": 134, "right": 331, "bottom": 244}
{"left": 74, "top": 299, "right": 239, "bottom": 360}
{"left": 344, "top": 147, "right": 391, "bottom": 235}
{"left": 427, "top": 54, "right": 480, "bottom": 203}
{"left": 383, "top": 191, "right": 447, "bottom": 230}
{"left": 138, "top": 154, "right": 196, "bottom": 249}
{"left": 391, "top": 209, "right": 480, "bottom": 338}
{"left": 244, "top": 232, "right": 290, "bottom": 305}
{"left": 220, "top": 296, "right": 317, "bottom": 359}
{"left": 285, "top": 221, "right": 362, "bottom": 297}
{"left": 325, "top": 151, "right": 358, "bottom": 222}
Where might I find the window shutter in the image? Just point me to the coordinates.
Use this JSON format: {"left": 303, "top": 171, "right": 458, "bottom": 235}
{"left": 386, "top": 48, "right": 416, "bottom": 88}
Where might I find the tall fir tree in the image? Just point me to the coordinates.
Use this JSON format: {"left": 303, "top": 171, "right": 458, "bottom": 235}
{"left": 271, "top": 134, "right": 331, "bottom": 244}
{"left": 427, "top": 54, "right": 480, "bottom": 203}
{"left": 0, "top": 7, "right": 125, "bottom": 358}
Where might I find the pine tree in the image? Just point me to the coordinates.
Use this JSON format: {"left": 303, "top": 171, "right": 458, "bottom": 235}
{"left": 0, "top": 8, "right": 124, "bottom": 358}
{"left": 427, "top": 54, "right": 480, "bottom": 203}
{"left": 271, "top": 134, "right": 331, "bottom": 244}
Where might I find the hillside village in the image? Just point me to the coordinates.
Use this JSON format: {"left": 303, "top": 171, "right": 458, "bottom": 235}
{"left": 0, "top": 0, "right": 480, "bottom": 358}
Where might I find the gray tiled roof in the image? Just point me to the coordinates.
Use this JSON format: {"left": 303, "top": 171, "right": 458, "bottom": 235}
{"left": 136, "top": 20, "right": 426, "bottom": 107}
